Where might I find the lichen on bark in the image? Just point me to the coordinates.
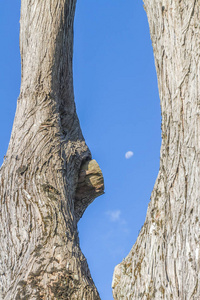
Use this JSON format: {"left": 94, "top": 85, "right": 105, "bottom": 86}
{"left": 113, "top": 1, "right": 200, "bottom": 299}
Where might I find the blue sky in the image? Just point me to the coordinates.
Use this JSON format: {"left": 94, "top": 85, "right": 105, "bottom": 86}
{"left": 0, "top": 1, "right": 161, "bottom": 299}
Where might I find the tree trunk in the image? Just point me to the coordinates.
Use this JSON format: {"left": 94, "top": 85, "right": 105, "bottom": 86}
{"left": 0, "top": 1, "right": 104, "bottom": 299}
{"left": 113, "top": 1, "right": 200, "bottom": 299}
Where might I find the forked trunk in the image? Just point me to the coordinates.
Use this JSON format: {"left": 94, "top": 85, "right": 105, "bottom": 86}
{"left": 113, "top": 1, "right": 200, "bottom": 299}
{"left": 0, "top": 1, "right": 104, "bottom": 299}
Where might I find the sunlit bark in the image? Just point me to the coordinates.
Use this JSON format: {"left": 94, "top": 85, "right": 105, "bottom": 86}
{"left": 0, "top": 1, "right": 104, "bottom": 299}
{"left": 113, "top": 1, "right": 200, "bottom": 299}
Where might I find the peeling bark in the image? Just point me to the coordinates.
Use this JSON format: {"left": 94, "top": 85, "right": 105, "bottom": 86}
{"left": 0, "top": 1, "right": 104, "bottom": 299}
{"left": 113, "top": 1, "right": 200, "bottom": 299}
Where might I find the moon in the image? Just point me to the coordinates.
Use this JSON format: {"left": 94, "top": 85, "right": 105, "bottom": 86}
{"left": 125, "top": 151, "right": 134, "bottom": 159}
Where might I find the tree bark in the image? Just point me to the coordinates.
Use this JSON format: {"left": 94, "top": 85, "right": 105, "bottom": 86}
{"left": 0, "top": 1, "right": 104, "bottom": 299}
{"left": 113, "top": 1, "right": 200, "bottom": 299}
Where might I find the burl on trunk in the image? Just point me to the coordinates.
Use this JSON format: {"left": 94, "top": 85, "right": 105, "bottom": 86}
{"left": 0, "top": 1, "right": 104, "bottom": 299}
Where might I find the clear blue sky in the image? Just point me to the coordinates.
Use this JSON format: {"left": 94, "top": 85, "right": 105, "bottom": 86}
{"left": 0, "top": 1, "right": 161, "bottom": 299}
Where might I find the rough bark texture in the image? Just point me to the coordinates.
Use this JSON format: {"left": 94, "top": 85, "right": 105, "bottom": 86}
{"left": 0, "top": 1, "right": 104, "bottom": 299}
{"left": 113, "top": 1, "right": 200, "bottom": 299}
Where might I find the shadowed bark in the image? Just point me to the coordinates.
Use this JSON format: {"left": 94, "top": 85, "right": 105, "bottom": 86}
{"left": 113, "top": 1, "right": 200, "bottom": 299}
{"left": 0, "top": 0, "right": 104, "bottom": 299}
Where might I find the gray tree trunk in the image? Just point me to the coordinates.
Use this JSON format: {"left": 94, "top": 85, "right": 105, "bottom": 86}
{"left": 113, "top": 1, "right": 200, "bottom": 299}
{"left": 0, "top": 1, "right": 104, "bottom": 299}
